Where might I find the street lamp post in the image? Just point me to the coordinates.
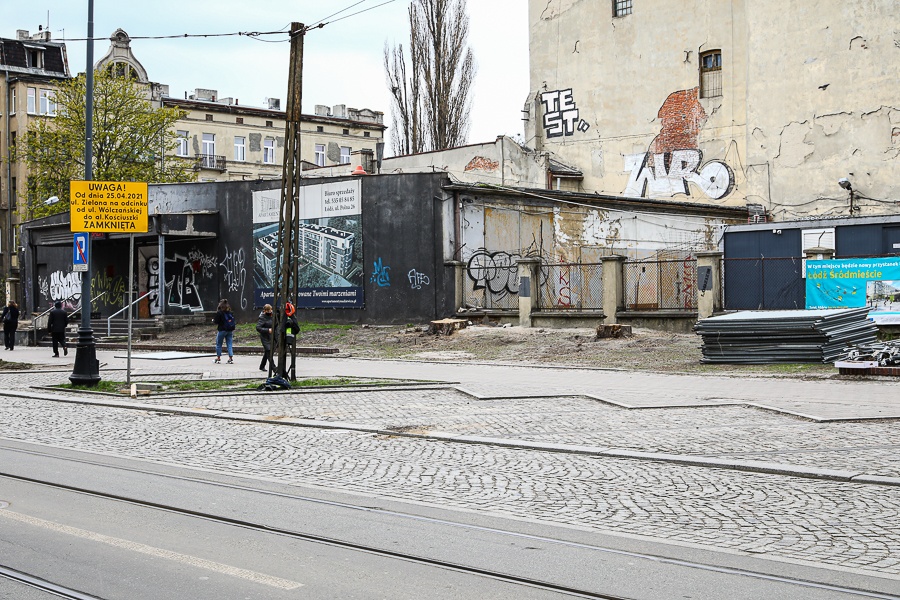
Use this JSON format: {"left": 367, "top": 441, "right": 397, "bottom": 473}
{"left": 70, "top": 0, "right": 100, "bottom": 386}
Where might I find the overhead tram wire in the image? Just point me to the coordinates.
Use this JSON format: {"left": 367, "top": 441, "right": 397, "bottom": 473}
{"left": 307, "top": 0, "right": 373, "bottom": 29}
{"left": 308, "top": 0, "right": 401, "bottom": 31}
{"left": 58, "top": 29, "right": 290, "bottom": 42}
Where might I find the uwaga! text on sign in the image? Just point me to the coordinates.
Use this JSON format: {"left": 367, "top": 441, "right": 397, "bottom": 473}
{"left": 69, "top": 181, "right": 149, "bottom": 233}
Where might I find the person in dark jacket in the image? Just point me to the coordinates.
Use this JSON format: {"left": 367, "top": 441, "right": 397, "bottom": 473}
{"left": 212, "top": 298, "right": 235, "bottom": 364}
{"left": 47, "top": 301, "right": 69, "bottom": 357}
{"left": 2, "top": 300, "right": 20, "bottom": 350}
{"left": 256, "top": 304, "right": 275, "bottom": 372}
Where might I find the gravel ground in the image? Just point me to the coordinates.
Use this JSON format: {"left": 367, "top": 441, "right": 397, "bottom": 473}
{"left": 139, "top": 321, "right": 838, "bottom": 378}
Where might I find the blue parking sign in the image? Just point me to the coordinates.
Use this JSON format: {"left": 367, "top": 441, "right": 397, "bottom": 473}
{"left": 73, "top": 232, "right": 89, "bottom": 271}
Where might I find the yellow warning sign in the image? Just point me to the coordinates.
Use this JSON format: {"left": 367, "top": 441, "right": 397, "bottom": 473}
{"left": 70, "top": 181, "right": 148, "bottom": 233}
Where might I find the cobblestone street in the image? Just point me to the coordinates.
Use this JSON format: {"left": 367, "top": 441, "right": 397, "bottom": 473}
{"left": 1, "top": 358, "right": 899, "bottom": 581}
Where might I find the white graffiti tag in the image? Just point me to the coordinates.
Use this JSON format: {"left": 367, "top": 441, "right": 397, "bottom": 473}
{"left": 408, "top": 269, "right": 431, "bottom": 290}
{"left": 624, "top": 150, "right": 734, "bottom": 200}
{"left": 49, "top": 270, "right": 82, "bottom": 302}
{"left": 220, "top": 247, "right": 247, "bottom": 309}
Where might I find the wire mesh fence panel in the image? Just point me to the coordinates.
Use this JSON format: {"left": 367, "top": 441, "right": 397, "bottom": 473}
{"left": 623, "top": 258, "right": 699, "bottom": 310}
{"left": 723, "top": 257, "right": 804, "bottom": 310}
{"left": 463, "top": 260, "right": 520, "bottom": 310}
{"left": 538, "top": 263, "right": 603, "bottom": 310}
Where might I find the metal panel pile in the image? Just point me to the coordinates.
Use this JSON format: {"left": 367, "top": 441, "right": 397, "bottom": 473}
{"left": 694, "top": 308, "right": 878, "bottom": 364}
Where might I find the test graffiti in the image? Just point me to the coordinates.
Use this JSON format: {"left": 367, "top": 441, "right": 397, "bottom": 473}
{"left": 540, "top": 89, "right": 590, "bottom": 138}
{"left": 370, "top": 257, "right": 391, "bottom": 287}
{"left": 408, "top": 269, "right": 430, "bottom": 290}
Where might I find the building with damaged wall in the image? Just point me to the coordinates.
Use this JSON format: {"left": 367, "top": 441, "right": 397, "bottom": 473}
{"left": 525, "top": 0, "right": 899, "bottom": 220}
{"left": 19, "top": 173, "right": 745, "bottom": 326}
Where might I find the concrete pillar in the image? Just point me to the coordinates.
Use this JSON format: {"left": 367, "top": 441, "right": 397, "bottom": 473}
{"left": 601, "top": 255, "right": 626, "bottom": 324}
{"left": 696, "top": 251, "right": 723, "bottom": 319}
{"left": 444, "top": 260, "right": 466, "bottom": 313}
{"left": 517, "top": 258, "right": 541, "bottom": 327}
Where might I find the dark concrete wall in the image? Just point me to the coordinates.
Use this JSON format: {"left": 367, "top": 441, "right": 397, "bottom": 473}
{"left": 21, "top": 174, "right": 456, "bottom": 325}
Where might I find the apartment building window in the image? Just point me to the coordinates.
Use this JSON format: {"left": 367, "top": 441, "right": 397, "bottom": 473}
{"left": 342, "top": 128, "right": 349, "bottom": 136}
{"left": 9, "top": 177, "right": 16, "bottom": 210}
{"left": 700, "top": 50, "right": 723, "bottom": 98}
{"left": 236, "top": 117, "right": 244, "bottom": 125}
{"left": 234, "top": 136, "right": 246, "bottom": 161}
{"left": 176, "top": 130, "right": 189, "bottom": 157}
{"left": 263, "top": 137, "right": 276, "bottom": 164}
{"left": 25, "top": 48, "right": 42, "bottom": 69}
{"left": 314, "top": 144, "right": 325, "bottom": 167}
{"left": 613, "top": 0, "right": 632, "bottom": 17}
{"left": 340, "top": 146, "right": 351, "bottom": 164}
{"left": 265, "top": 120, "right": 273, "bottom": 127}
{"left": 202, "top": 133, "right": 215, "bottom": 155}
{"left": 26, "top": 88, "right": 36, "bottom": 114}
{"left": 316, "top": 126, "right": 323, "bottom": 132}
{"left": 39, "top": 89, "right": 56, "bottom": 115}
{"left": 364, "top": 131, "right": 371, "bottom": 138}
{"left": 9, "top": 88, "right": 15, "bottom": 115}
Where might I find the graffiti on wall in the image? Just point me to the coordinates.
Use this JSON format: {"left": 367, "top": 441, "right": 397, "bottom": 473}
{"left": 165, "top": 253, "right": 203, "bottom": 311}
{"left": 407, "top": 269, "right": 430, "bottom": 290}
{"left": 540, "top": 89, "right": 590, "bottom": 138}
{"left": 91, "top": 270, "right": 127, "bottom": 306}
{"left": 624, "top": 87, "right": 734, "bottom": 200}
{"left": 41, "top": 270, "right": 82, "bottom": 307}
{"left": 466, "top": 246, "right": 551, "bottom": 298}
{"left": 146, "top": 256, "right": 161, "bottom": 315}
{"left": 370, "top": 258, "right": 391, "bottom": 287}
{"left": 188, "top": 247, "right": 217, "bottom": 279}
{"left": 219, "top": 247, "right": 247, "bottom": 309}
{"left": 624, "top": 150, "right": 734, "bottom": 199}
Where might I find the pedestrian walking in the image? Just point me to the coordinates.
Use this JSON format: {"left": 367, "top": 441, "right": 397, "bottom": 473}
{"left": 213, "top": 298, "right": 236, "bottom": 364}
{"left": 256, "top": 303, "right": 275, "bottom": 372}
{"left": 2, "top": 300, "right": 20, "bottom": 350}
{"left": 47, "top": 301, "right": 69, "bottom": 357}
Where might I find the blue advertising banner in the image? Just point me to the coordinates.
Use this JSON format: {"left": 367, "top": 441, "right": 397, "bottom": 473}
{"left": 806, "top": 257, "right": 900, "bottom": 324}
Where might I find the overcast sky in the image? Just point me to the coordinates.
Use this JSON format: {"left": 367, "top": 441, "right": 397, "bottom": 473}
{"left": 5, "top": 1, "right": 529, "bottom": 147}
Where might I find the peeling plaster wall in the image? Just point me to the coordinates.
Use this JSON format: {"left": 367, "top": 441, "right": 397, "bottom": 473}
{"left": 526, "top": 0, "right": 748, "bottom": 206}
{"left": 381, "top": 137, "right": 548, "bottom": 187}
{"left": 459, "top": 194, "right": 725, "bottom": 264}
{"left": 746, "top": 0, "right": 900, "bottom": 220}
{"left": 527, "top": 0, "right": 899, "bottom": 220}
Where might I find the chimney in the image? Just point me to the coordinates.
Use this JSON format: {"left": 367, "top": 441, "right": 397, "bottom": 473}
{"left": 266, "top": 98, "right": 281, "bottom": 110}
{"left": 17, "top": 30, "right": 30, "bottom": 41}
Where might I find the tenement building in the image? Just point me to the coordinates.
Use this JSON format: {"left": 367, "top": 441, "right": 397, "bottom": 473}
{"left": 524, "top": 1, "right": 899, "bottom": 220}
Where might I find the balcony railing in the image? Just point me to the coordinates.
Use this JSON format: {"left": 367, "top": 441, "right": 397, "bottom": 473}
{"left": 196, "top": 153, "right": 226, "bottom": 171}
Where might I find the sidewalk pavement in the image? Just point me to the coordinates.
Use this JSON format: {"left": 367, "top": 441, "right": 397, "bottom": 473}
{"left": 6, "top": 344, "right": 900, "bottom": 421}
{"left": 3, "top": 344, "right": 900, "bottom": 487}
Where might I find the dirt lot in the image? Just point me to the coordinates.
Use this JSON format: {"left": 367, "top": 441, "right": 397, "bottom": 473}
{"left": 142, "top": 320, "right": 836, "bottom": 378}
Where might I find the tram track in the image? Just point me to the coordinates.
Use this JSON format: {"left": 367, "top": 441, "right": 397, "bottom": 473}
{"left": 0, "top": 563, "right": 104, "bottom": 600}
{"left": 1, "top": 444, "right": 899, "bottom": 600}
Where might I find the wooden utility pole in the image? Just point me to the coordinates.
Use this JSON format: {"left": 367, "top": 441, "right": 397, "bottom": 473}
{"left": 272, "top": 22, "right": 305, "bottom": 379}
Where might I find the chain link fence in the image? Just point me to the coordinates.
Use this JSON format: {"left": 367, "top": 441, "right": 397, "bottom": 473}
{"left": 538, "top": 263, "right": 603, "bottom": 310}
{"left": 623, "top": 258, "right": 698, "bottom": 310}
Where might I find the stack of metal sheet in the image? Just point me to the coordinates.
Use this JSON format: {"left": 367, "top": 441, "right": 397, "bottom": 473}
{"left": 694, "top": 308, "right": 879, "bottom": 364}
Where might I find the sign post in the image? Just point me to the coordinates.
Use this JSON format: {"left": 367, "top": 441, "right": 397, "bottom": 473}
{"left": 73, "top": 232, "right": 89, "bottom": 272}
{"left": 69, "top": 180, "right": 148, "bottom": 386}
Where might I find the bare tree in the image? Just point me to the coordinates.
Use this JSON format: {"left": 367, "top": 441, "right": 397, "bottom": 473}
{"left": 384, "top": 0, "right": 476, "bottom": 154}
